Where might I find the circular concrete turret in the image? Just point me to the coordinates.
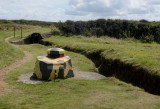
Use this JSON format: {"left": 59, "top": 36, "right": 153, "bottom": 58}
{"left": 33, "top": 48, "right": 74, "bottom": 80}
{"left": 47, "top": 48, "right": 65, "bottom": 58}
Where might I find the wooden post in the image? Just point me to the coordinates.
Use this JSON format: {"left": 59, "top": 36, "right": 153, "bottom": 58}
{"left": 14, "top": 27, "right": 15, "bottom": 38}
{"left": 21, "top": 27, "right": 22, "bottom": 38}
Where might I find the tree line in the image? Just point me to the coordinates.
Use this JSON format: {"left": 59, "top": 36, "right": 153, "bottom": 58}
{"left": 0, "top": 19, "right": 55, "bottom": 27}
{"left": 56, "top": 19, "right": 160, "bottom": 43}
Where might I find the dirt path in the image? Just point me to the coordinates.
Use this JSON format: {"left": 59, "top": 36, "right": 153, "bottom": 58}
{"left": 1, "top": 36, "right": 105, "bottom": 91}
{"left": 0, "top": 36, "right": 32, "bottom": 95}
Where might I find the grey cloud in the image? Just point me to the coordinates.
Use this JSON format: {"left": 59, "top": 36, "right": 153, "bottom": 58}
{"left": 66, "top": 0, "right": 157, "bottom": 18}
{"left": 0, "top": 0, "right": 159, "bottom": 21}
{"left": 128, "top": 8, "right": 149, "bottom": 14}
{"left": 66, "top": 0, "right": 124, "bottom": 16}
{"left": 148, "top": 0, "right": 160, "bottom": 5}
{"left": 66, "top": 10, "right": 86, "bottom": 16}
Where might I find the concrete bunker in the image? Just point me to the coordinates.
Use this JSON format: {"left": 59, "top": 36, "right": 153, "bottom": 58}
{"left": 33, "top": 48, "right": 74, "bottom": 80}
{"left": 11, "top": 33, "right": 47, "bottom": 45}
{"left": 24, "top": 33, "right": 43, "bottom": 44}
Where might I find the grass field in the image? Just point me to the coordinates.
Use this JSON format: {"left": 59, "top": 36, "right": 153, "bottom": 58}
{"left": 46, "top": 35, "right": 160, "bottom": 73}
{"left": 0, "top": 26, "right": 50, "bottom": 69}
{"left": 46, "top": 35, "right": 160, "bottom": 94}
{"left": 0, "top": 30, "right": 24, "bottom": 69}
{"left": 0, "top": 35, "right": 160, "bottom": 108}
{"left": 9, "top": 26, "right": 51, "bottom": 42}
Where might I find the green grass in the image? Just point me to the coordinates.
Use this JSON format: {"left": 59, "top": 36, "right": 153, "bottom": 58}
{"left": 9, "top": 27, "right": 51, "bottom": 42}
{"left": 0, "top": 30, "right": 24, "bottom": 69}
{"left": 46, "top": 35, "right": 160, "bottom": 75}
{"left": 1, "top": 43, "right": 160, "bottom": 109}
{"left": 18, "top": 44, "right": 96, "bottom": 72}
{"left": 0, "top": 26, "right": 51, "bottom": 69}
{"left": 1, "top": 31, "right": 160, "bottom": 108}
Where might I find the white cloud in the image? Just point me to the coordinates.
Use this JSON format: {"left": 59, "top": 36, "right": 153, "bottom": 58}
{"left": 0, "top": 0, "right": 159, "bottom": 21}
{"left": 66, "top": 0, "right": 160, "bottom": 21}
{"left": 0, "top": 0, "right": 70, "bottom": 21}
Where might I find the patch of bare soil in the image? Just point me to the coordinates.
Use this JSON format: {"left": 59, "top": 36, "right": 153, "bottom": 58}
{"left": 18, "top": 72, "right": 45, "bottom": 84}
{"left": 0, "top": 36, "right": 32, "bottom": 96}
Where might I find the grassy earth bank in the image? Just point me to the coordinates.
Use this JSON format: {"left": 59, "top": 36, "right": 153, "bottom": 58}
{"left": 46, "top": 35, "right": 160, "bottom": 95}
{"left": 1, "top": 43, "right": 160, "bottom": 109}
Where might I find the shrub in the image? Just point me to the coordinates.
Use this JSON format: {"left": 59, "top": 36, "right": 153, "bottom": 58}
{"left": 140, "top": 35, "right": 154, "bottom": 43}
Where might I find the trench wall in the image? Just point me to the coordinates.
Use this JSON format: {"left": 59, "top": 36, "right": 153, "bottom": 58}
{"left": 46, "top": 41, "right": 160, "bottom": 95}
{"left": 13, "top": 33, "right": 160, "bottom": 95}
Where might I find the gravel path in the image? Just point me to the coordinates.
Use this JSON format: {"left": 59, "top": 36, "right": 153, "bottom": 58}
{"left": 18, "top": 71, "right": 106, "bottom": 84}
{"left": 0, "top": 36, "right": 33, "bottom": 95}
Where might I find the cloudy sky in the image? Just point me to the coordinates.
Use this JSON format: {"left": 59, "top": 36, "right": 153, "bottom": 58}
{"left": 0, "top": 0, "right": 160, "bottom": 22}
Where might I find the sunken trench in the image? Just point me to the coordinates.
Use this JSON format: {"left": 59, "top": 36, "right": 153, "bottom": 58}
{"left": 12, "top": 33, "right": 160, "bottom": 95}
{"left": 45, "top": 41, "right": 160, "bottom": 95}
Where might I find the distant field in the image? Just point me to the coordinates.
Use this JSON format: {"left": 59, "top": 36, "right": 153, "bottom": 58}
{"left": 1, "top": 43, "right": 160, "bottom": 109}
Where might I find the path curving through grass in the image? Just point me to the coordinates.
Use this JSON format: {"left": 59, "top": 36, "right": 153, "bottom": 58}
{"left": 0, "top": 36, "right": 32, "bottom": 95}
{"left": 2, "top": 36, "right": 160, "bottom": 109}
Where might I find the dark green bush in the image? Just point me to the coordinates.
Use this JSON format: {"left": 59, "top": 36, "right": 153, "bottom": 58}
{"left": 56, "top": 19, "right": 160, "bottom": 43}
{"left": 140, "top": 35, "right": 154, "bottom": 43}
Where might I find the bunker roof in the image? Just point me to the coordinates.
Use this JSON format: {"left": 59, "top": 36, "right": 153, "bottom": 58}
{"left": 47, "top": 48, "right": 65, "bottom": 55}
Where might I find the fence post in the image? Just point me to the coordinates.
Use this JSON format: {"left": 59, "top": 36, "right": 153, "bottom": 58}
{"left": 14, "top": 27, "right": 15, "bottom": 38}
{"left": 21, "top": 27, "right": 22, "bottom": 38}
